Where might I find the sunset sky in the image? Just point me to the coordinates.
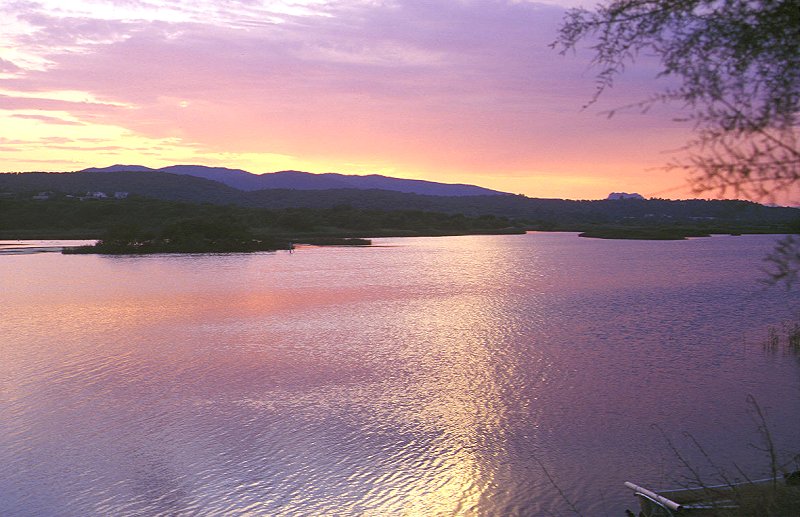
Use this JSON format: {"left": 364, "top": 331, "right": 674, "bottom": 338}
{"left": 0, "top": 0, "right": 698, "bottom": 200}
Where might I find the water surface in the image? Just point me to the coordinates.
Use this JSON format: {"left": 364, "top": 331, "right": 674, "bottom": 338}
{"left": 2, "top": 233, "right": 799, "bottom": 515}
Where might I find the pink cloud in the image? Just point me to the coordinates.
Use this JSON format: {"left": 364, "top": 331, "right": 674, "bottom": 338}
{"left": 5, "top": 2, "right": 585, "bottom": 103}
{"left": 0, "top": 58, "right": 21, "bottom": 73}
{"left": 14, "top": 9, "right": 137, "bottom": 47}
{"left": 1, "top": 135, "right": 74, "bottom": 144}
{"left": 0, "top": 93, "right": 125, "bottom": 115}
{"left": 5, "top": 157, "right": 82, "bottom": 164}
{"left": 11, "top": 113, "right": 85, "bottom": 125}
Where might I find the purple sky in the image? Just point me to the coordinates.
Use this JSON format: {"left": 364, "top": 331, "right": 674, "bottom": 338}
{"left": 0, "top": 0, "right": 698, "bottom": 199}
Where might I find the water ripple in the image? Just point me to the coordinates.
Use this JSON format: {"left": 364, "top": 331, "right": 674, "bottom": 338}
{"left": 1, "top": 234, "right": 799, "bottom": 515}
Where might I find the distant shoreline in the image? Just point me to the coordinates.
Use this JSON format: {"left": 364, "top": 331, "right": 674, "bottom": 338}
{"left": 63, "top": 236, "right": 375, "bottom": 255}
{"left": 0, "top": 239, "right": 97, "bottom": 255}
{"left": 1, "top": 230, "right": 789, "bottom": 257}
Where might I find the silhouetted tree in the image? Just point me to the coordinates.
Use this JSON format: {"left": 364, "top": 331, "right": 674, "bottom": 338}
{"left": 555, "top": 0, "right": 800, "bottom": 286}
{"left": 555, "top": 0, "right": 799, "bottom": 201}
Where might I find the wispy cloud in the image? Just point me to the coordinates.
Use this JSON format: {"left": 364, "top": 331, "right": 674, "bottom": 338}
{"left": 11, "top": 113, "right": 84, "bottom": 125}
{"left": 0, "top": 58, "right": 21, "bottom": 73}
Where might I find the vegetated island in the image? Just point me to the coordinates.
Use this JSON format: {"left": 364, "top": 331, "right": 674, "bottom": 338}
{"left": 1, "top": 196, "right": 524, "bottom": 254}
{"left": 64, "top": 225, "right": 373, "bottom": 255}
{"left": 577, "top": 226, "right": 714, "bottom": 240}
{"left": 63, "top": 219, "right": 293, "bottom": 255}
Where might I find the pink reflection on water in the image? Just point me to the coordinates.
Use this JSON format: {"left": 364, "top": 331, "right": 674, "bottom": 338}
{"left": 1, "top": 235, "right": 799, "bottom": 516}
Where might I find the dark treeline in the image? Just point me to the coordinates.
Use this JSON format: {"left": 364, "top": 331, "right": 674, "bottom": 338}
{"left": 1, "top": 170, "right": 798, "bottom": 232}
{"left": 0, "top": 196, "right": 522, "bottom": 242}
{"left": 69, "top": 215, "right": 293, "bottom": 254}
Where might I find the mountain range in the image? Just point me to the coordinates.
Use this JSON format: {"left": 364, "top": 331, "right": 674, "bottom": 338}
{"left": 79, "top": 164, "right": 508, "bottom": 197}
{"left": 2, "top": 167, "right": 798, "bottom": 233}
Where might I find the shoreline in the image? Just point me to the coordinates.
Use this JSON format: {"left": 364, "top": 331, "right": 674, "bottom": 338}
{"left": 2, "top": 230, "right": 791, "bottom": 257}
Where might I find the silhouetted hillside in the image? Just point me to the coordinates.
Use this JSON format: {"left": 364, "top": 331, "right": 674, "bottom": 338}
{"left": 81, "top": 164, "right": 156, "bottom": 173}
{"left": 78, "top": 164, "right": 508, "bottom": 196}
{"left": 0, "top": 171, "right": 242, "bottom": 204}
{"left": 238, "top": 188, "right": 798, "bottom": 228}
{"left": 2, "top": 170, "right": 798, "bottom": 233}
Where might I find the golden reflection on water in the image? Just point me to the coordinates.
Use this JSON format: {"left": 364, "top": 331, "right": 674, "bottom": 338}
{"left": 211, "top": 237, "right": 535, "bottom": 515}
{"left": 369, "top": 237, "right": 526, "bottom": 515}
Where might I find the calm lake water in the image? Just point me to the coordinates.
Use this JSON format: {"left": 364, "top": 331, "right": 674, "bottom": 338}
{"left": 2, "top": 233, "right": 799, "bottom": 516}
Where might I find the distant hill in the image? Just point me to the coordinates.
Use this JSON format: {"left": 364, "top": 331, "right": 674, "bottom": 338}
{"left": 607, "top": 192, "right": 645, "bottom": 200}
{"left": 0, "top": 170, "right": 242, "bottom": 204}
{"left": 79, "top": 164, "right": 508, "bottom": 197}
{"left": 81, "top": 164, "right": 156, "bottom": 173}
{"left": 2, "top": 169, "right": 798, "bottom": 233}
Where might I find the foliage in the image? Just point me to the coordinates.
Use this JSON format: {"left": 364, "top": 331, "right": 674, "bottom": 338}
{"left": 85, "top": 215, "right": 281, "bottom": 254}
{"left": 764, "top": 235, "right": 800, "bottom": 288}
{"left": 554, "top": 0, "right": 800, "bottom": 202}
{"left": 648, "top": 397, "right": 800, "bottom": 517}
{"left": 0, "top": 197, "right": 524, "bottom": 246}
{"left": 764, "top": 321, "right": 800, "bottom": 355}
{"left": 578, "top": 225, "right": 711, "bottom": 240}
{"left": 1, "top": 175, "right": 798, "bottom": 235}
